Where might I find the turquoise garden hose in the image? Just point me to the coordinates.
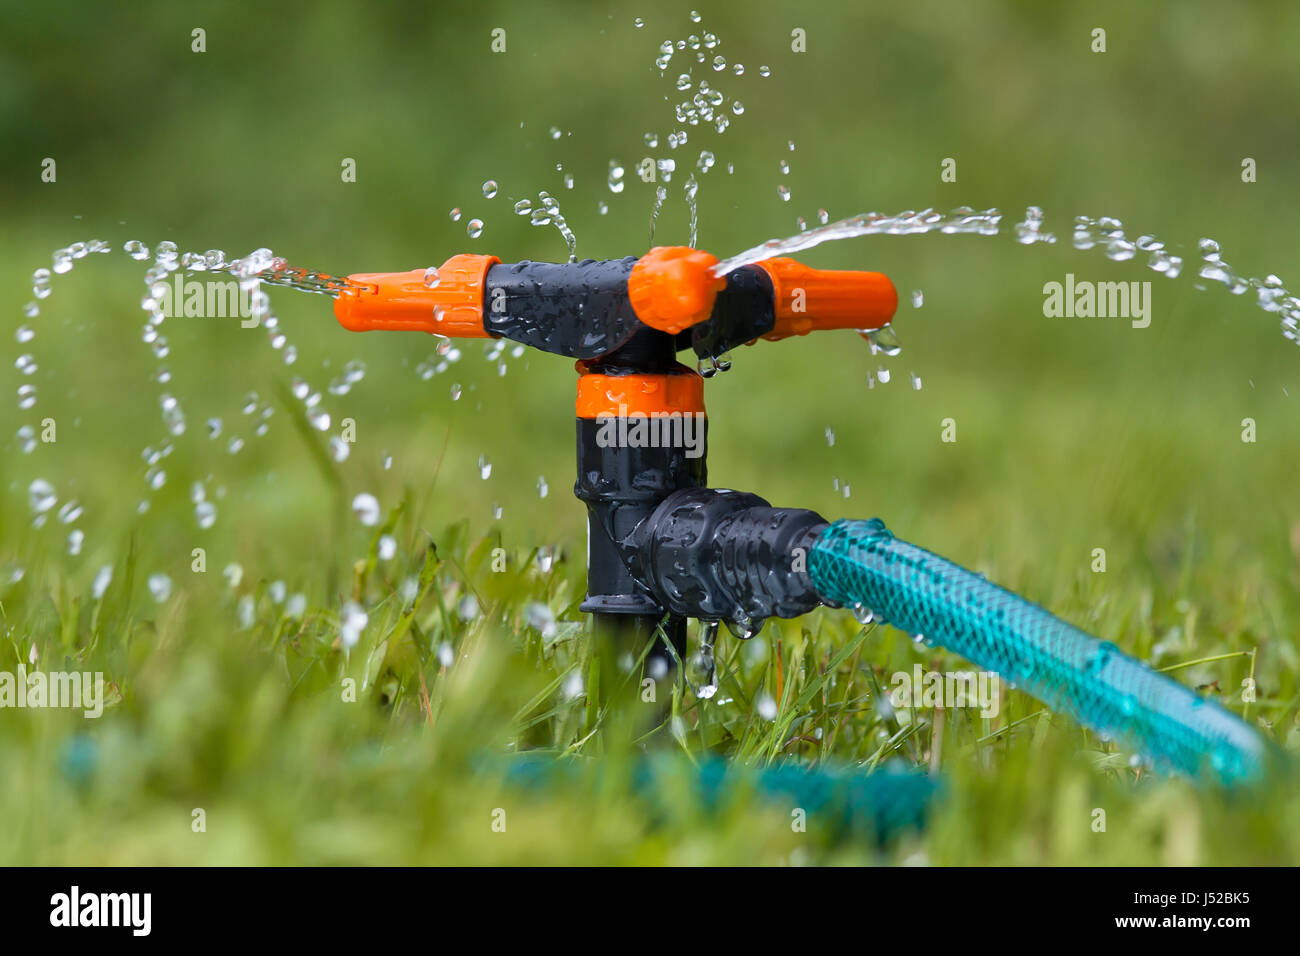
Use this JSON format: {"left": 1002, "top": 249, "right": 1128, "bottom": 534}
{"left": 808, "top": 519, "right": 1274, "bottom": 786}
{"left": 501, "top": 754, "right": 939, "bottom": 843}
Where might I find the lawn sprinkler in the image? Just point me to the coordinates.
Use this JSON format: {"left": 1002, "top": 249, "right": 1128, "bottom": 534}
{"left": 330, "top": 246, "right": 1275, "bottom": 790}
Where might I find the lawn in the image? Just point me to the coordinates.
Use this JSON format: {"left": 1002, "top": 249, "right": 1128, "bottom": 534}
{"left": 1, "top": 0, "right": 1298, "bottom": 865}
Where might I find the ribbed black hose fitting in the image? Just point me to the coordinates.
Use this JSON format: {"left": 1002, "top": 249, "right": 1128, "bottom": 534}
{"left": 631, "top": 487, "right": 828, "bottom": 628}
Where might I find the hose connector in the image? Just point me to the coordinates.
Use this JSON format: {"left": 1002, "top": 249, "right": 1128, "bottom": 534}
{"left": 632, "top": 487, "right": 828, "bottom": 628}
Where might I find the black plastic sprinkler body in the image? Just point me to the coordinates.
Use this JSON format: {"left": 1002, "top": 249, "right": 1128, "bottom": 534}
{"left": 330, "top": 245, "right": 1278, "bottom": 787}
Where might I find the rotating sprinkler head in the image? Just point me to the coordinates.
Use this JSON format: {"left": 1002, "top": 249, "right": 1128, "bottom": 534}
{"left": 330, "top": 246, "right": 897, "bottom": 363}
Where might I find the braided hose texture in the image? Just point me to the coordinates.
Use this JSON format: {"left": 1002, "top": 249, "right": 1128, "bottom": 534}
{"left": 809, "top": 519, "right": 1271, "bottom": 785}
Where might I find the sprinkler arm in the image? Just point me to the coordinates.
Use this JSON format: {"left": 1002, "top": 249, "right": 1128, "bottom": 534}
{"left": 332, "top": 246, "right": 897, "bottom": 362}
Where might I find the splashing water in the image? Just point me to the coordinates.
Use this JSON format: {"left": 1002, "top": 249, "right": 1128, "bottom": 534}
{"left": 12, "top": 232, "right": 543, "bottom": 565}
{"left": 637, "top": 11, "right": 770, "bottom": 249}
{"left": 709, "top": 205, "right": 1300, "bottom": 349}
{"left": 10, "top": 240, "right": 372, "bottom": 584}
{"left": 711, "top": 206, "right": 1002, "bottom": 275}
{"left": 684, "top": 175, "right": 700, "bottom": 248}
{"left": 648, "top": 185, "right": 669, "bottom": 245}
{"left": 687, "top": 620, "right": 720, "bottom": 699}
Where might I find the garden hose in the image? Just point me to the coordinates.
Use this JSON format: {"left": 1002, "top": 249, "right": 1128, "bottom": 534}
{"left": 499, "top": 753, "right": 939, "bottom": 844}
{"left": 808, "top": 518, "right": 1275, "bottom": 786}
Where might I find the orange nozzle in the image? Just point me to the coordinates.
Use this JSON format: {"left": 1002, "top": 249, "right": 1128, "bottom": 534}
{"left": 333, "top": 254, "right": 499, "bottom": 337}
{"left": 628, "top": 246, "right": 728, "bottom": 335}
{"left": 754, "top": 258, "right": 897, "bottom": 339}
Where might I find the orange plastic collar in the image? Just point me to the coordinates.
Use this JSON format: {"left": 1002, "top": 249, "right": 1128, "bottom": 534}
{"left": 575, "top": 364, "right": 706, "bottom": 419}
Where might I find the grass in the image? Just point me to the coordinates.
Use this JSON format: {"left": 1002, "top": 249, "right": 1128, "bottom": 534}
{"left": 3, "top": 0, "right": 1299, "bottom": 865}
{"left": 1, "top": 234, "right": 1298, "bottom": 865}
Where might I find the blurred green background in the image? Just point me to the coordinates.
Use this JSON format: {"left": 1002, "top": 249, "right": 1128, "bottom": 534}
{"left": 0, "top": 0, "right": 1297, "bottom": 864}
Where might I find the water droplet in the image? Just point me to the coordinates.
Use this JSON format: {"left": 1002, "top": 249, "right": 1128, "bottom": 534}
{"left": 1105, "top": 238, "right": 1135, "bottom": 261}
{"left": 28, "top": 479, "right": 56, "bottom": 514}
{"left": 340, "top": 602, "right": 367, "bottom": 648}
{"left": 449, "top": 207, "right": 462, "bottom": 222}
{"left": 561, "top": 669, "right": 584, "bottom": 700}
{"left": 482, "top": 180, "right": 498, "bottom": 199}
{"left": 1014, "top": 206, "right": 1056, "bottom": 245}
{"left": 526, "top": 601, "right": 558, "bottom": 638}
{"left": 423, "top": 266, "right": 440, "bottom": 288}
{"left": 863, "top": 324, "right": 902, "bottom": 356}
{"left": 92, "top": 565, "right": 113, "bottom": 599}
{"left": 148, "top": 573, "right": 173, "bottom": 603}
{"left": 467, "top": 219, "right": 484, "bottom": 239}
{"left": 687, "top": 621, "right": 719, "bottom": 698}
{"left": 351, "top": 493, "right": 381, "bottom": 526}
